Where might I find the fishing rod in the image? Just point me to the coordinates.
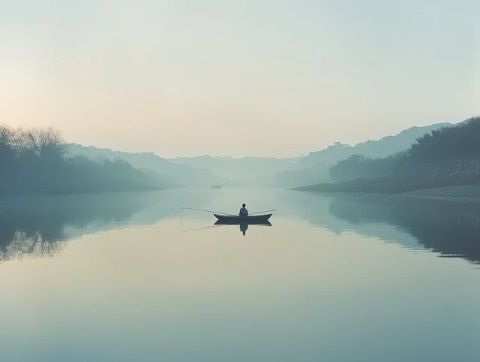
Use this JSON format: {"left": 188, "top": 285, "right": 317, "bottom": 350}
{"left": 181, "top": 208, "right": 235, "bottom": 216}
{"left": 180, "top": 225, "right": 222, "bottom": 233}
{"left": 249, "top": 209, "right": 277, "bottom": 215}
{"left": 180, "top": 208, "right": 276, "bottom": 232}
{"left": 182, "top": 207, "right": 276, "bottom": 216}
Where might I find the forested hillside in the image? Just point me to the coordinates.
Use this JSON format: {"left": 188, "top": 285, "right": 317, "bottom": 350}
{"left": 273, "top": 122, "right": 451, "bottom": 186}
{"left": 0, "top": 126, "right": 162, "bottom": 194}
{"left": 330, "top": 117, "right": 480, "bottom": 183}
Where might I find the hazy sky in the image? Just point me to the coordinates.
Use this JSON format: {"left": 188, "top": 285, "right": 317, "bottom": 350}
{"left": 1, "top": 0, "right": 478, "bottom": 157}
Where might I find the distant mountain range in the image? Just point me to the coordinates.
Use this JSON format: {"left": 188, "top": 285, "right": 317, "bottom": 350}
{"left": 299, "top": 117, "right": 480, "bottom": 194}
{"left": 169, "top": 155, "right": 299, "bottom": 184}
{"left": 330, "top": 117, "right": 480, "bottom": 182}
{"left": 299, "top": 123, "right": 451, "bottom": 167}
{"left": 67, "top": 121, "right": 454, "bottom": 187}
{"left": 66, "top": 144, "right": 220, "bottom": 186}
{"left": 267, "top": 122, "right": 452, "bottom": 186}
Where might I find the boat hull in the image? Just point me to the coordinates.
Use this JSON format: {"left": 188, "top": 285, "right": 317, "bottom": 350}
{"left": 214, "top": 214, "right": 272, "bottom": 225}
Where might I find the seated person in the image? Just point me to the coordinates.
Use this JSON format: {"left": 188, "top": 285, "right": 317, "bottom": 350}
{"left": 239, "top": 203, "right": 248, "bottom": 217}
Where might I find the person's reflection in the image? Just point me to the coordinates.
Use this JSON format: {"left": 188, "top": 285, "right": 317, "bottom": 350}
{"left": 240, "top": 222, "right": 248, "bottom": 236}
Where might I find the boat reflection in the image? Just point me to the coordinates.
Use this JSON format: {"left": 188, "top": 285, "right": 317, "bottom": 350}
{"left": 214, "top": 220, "right": 272, "bottom": 236}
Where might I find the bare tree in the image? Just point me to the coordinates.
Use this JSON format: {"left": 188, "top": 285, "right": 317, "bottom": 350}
{"left": 16, "top": 127, "right": 65, "bottom": 158}
{"left": 0, "top": 125, "right": 14, "bottom": 147}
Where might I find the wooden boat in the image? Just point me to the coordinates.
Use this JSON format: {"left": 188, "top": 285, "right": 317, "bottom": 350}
{"left": 214, "top": 214, "right": 272, "bottom": 224}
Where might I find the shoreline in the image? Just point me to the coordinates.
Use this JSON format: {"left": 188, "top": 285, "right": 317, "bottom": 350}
{"left": 294, "top": 184, "right": 480, "bottom": 202}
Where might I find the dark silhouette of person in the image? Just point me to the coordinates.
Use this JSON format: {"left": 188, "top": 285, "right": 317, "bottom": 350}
{"left": 239, "top": 203, "right": 248, "bottom": 217}
{"left": 240, "top": 223, "right": 248, "bottom": 236}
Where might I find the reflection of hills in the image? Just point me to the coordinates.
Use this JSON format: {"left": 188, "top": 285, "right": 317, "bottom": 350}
{"left": 326, "top": 194, "right": 480, "bottom": 264}
{"left": 282, "top": 191, "right": 424, "bottom": 250}
{"left": 286, "top": 190, "right": 480, "bottom": 264}
{"left": 0, "top": 190, "right": 210, "bottom": 262}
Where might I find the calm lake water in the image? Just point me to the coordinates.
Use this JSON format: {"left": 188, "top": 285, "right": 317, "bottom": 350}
{"left": 1, "top": 188, "right": 480, "bottom": 362}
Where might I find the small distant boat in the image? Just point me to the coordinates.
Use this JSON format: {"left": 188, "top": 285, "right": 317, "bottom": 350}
{"left": 211, "top": 185, "right": 222, "bottom": 189}
{"left": 214, "top": 214, "right": 272, "bottom": 224}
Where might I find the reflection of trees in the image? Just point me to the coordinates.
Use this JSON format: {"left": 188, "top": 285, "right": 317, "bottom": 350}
{"left": 0, "top": 190, "right": 211, "bottom": 263}
{"left": 0, "top": 192, "right": 151, "bottom": 262}
{"left": 328, "top": 195, "right": 480, "bottom": 264}
{"left": 0, "top": 193, "right": 136, "bottom": 262}
{"left": 0, "top": 231, "right": 64, "bottom": 261}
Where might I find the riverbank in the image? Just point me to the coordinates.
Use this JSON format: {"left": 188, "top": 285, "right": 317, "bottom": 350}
{"left": 294, "top": 180, "right": 480, "bottom": 200}
{"left": 401, "top": 185, "right": 480, "bottom": 200}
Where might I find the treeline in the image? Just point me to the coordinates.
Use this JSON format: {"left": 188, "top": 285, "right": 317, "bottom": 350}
{"left": 330, "top": 117, "right": 480, "bottom": 183}
{"left": 0, "top": 125, "right": 162, "bottom": 194}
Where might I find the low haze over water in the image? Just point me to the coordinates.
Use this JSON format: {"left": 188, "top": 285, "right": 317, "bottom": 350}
{"left": 2, "top": 1, "right": 479, "bottom": 360}
{"left": 1, "top": 188, "right": 479, "bottom": 362}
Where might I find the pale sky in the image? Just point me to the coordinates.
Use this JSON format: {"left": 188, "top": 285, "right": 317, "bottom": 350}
{"left": 1, "top": 0, "right": 478, "bottom": 157}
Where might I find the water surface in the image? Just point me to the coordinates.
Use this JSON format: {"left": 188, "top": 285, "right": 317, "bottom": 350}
{"left": 1, "top": 188, "right": 479, "bottom": 362}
